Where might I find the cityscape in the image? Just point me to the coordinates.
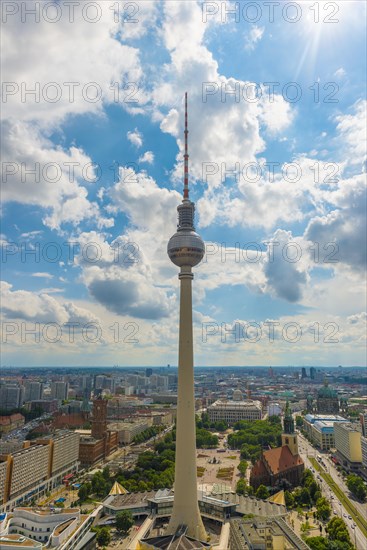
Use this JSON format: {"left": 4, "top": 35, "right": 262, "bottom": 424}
{"left": 1, "top": 1, "right": 366, "bottom": 550}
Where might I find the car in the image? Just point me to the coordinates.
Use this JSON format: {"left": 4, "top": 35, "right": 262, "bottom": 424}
{"left": 333, "top": 510, "right": 337, "bottom": 515}
{"left": 351, "top": 525, "right": 355, "bottom": 529}
{"left": 343, "top": 513, "right": 347, "bottom": 518}
{"left": 348, "top": 515, "right": 352, "bottom": 520}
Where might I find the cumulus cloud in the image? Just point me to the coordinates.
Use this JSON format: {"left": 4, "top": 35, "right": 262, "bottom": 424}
{"left": 2, "top": 2, "right": 143, "bottom": 125}
{"left": 154, "top": 1, "right": 293, "bottom": 189}
{"left": 0, "top": 281, "right": 100, "bottom": 326}
{"left": 139, "top": 151, "right": 154, "bottom": 164}
{"left": 304, "top": 174, "right": 367, "bottom": 272}
{"left": 127, "top": 129, "right": 143, "bottom": 148}
{"left": 74, "top": 167, "right": 181, "bottom": 320}
{"left": 263, "top": 230, "right": 309, "bottom": 302}
{"left": 334, "top": 100, "right": 366, "bottom": 168}
{"left": 1, "top": 121, "right": 113, "bottom": 230}
{"left": 244, "top": 26, "right": 265, "bottom": 51}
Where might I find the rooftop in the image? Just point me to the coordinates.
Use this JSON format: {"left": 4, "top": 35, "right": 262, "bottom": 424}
{"left": 334, "top": 422, "right": 362, "bottom": 433}
{"left": 304, "top": 414, "right": 346, "bottom": 423}
{"left": 252, "top": 445, "right": 303, "bottom": 476}
{"left": 0, "top": 535, "right": 42, "bottom": 548}
{"left": 209, "top": 399, "right": 262, "bottom": 410}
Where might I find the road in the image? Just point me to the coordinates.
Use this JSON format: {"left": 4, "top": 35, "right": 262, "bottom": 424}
{"left": 297, "top": 431, "right": 366, "bottom": 550}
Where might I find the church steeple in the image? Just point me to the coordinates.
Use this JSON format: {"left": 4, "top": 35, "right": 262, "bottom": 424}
{"left": 283, "top": 400, "right": 294, "bottom": 434}
{"left": 282, "top": 400, "right": 299, "bottom": 456}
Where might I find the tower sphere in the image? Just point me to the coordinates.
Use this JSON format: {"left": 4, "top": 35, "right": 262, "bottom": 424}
{"left": 167, "top": 229, "right": 205, "bottom": 267}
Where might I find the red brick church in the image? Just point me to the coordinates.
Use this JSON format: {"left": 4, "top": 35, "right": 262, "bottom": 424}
{"left": 250, "top": 401, "right": 304, "bottom": 490}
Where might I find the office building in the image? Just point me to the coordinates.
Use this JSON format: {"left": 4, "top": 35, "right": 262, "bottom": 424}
{"left": 303, "top": 414, "right": 346, "bottom": 448}
{"left": 108, "top": 419, "right": 152, "bottom": 445}
{"left": 334, "top": 422, "right": 362, "bottom": 473}
{"left": 208, "top": 399, "right": 262, "bottom": 424}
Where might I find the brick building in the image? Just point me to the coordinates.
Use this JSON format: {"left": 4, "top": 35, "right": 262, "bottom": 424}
{"left": 78, "top": 399, "right": 118, "bottom": 467}
{"left": 250, "top": 402, "right": 304, "bottom": 490}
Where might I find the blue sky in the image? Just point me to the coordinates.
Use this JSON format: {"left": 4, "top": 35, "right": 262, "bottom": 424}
{"left": 1, "top": 0, "right": 366, "bottom": 366}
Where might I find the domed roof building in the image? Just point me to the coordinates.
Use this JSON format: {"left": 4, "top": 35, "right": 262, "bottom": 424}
{"left": 233, "top": 389, "right": 243, "bottom": 402}
{"left": 317, "top": 380, "right": 339, "bottom": 414}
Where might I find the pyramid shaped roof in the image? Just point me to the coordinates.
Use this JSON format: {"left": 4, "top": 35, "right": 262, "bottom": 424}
{"left": 109, "top": 481, "right": 128, "bottom": 495}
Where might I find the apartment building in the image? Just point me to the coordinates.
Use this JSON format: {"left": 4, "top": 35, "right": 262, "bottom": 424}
{"left": 50, "top": 381, "right": 69, "bottom": 401}
{"left": 10, "top": 444, "right": 50, "bottom": 502}
{"left": 207, "top": 399, "right": 262, "bottom": 425}
{"left": 0, "top": 431, "right": 79, "bottom": 512}
{"left": 334, "top": 422, "right": 362, "bottom": 473}
{"left": 0, "top": 385, "right": 24, "bottom": 411}
{"left": 24, "top": 382, "right": 43, "bottom": 403}
{"left": 50, "top": 431, "right": 80, "bottom": 476}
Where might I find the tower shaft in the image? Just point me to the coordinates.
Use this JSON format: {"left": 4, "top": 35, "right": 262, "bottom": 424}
{"left": 166, "top": 266, "right": 206, "bottom": 540}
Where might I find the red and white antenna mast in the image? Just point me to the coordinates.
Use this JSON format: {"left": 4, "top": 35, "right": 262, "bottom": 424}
{"left": 183, "top": 91, "right": 189, "bottom": 200}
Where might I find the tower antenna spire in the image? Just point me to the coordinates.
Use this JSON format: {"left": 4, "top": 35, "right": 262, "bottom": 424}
{"left": 183, "top": 91, "right": 189, "bottom": 200}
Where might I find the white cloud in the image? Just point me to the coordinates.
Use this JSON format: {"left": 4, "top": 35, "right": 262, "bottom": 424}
{"left": 127, "top": 129, "right": 143, "bottom": 148}
{"left": 1, "top": 120, "right": 113, "bottom": 230}
{"left": 31, "top": 272, "right": 54, "bottom": 279}
{"left": 138, "top": 151, "right": 154, "bottom": 164}
{"left": 334, "top": 67, "right": 346, "bottom": 79}
{"left": 2, "top": 2, "right": 143, "bottom": 126}
{"left": 0, "top": 281, "right": 97, "bottom": 325}
{"left": 244, "top": 26, "right": 264, "bottom": 51}
{"left": 334, "top": 100, "right": 367, "bottom": 168}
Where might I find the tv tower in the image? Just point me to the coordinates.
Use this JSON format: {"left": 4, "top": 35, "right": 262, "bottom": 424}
{"left": 166, "top": 93, "right": 206, "bottom": 540}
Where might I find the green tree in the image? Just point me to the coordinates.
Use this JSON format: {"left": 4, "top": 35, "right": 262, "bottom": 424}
{"left": 346, "top": 474, "right": 367, "bottom": 501}
{"left": 268, "top": 415, "right": 281, "bottom": 425}
{"left": 284, "top": 490, "right": 295, "bottom": 509}
{"left": 296, "top": 416, "right": 304, "bottom": 427}
{"left": 102, "top": 466, "right": 111, "bottom": 481}
{"left": 305, "top": 536, "right": 328, "bottom": 550}
{"left": 78, "top": 484, "right": 89, "bottom": 502}
{"left": 96, "top": 527, "right": 111, "bottom": 547}
{"left": 316, "top": 497, "right": 331, "bottom": 521}
{"left": 115, "top": 510, "right": 134, "bottom": 535}
{"left": 236, "top": 479, "right": 247, "bottom": 496}
{"left": 299, "top": 487, "right": 312, "bottom": 506}
{"left": 237, "top": 460, "right": 248, "bottom": 477}
{"left": 91, "top": 472, "right": 107, "bottom": 497}
{"left": 255, "top": 485, "right": 269, "bottom": 499}
{"left": 326, "top": 517, "right": 351, "bottom": 545}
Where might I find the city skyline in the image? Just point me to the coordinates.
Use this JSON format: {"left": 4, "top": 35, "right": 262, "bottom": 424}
{"left": 1, "top": 1, "right": 366, "bottom": 368}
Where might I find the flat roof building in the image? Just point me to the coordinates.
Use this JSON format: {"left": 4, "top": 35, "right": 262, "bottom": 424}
{"left": 230, "top": 517, "right": 311, "bottom": 550}
{"left": 303, "top": 414, "right": 347, "bottom": 449}
{"left": 208, "top": 400, "right": 262, "bottom": 425}
{"left": 0, "top": 431, "right": 79, "bottom": 512}
{"left": 334, "top": 422, "right": 362, "bottom": 473}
